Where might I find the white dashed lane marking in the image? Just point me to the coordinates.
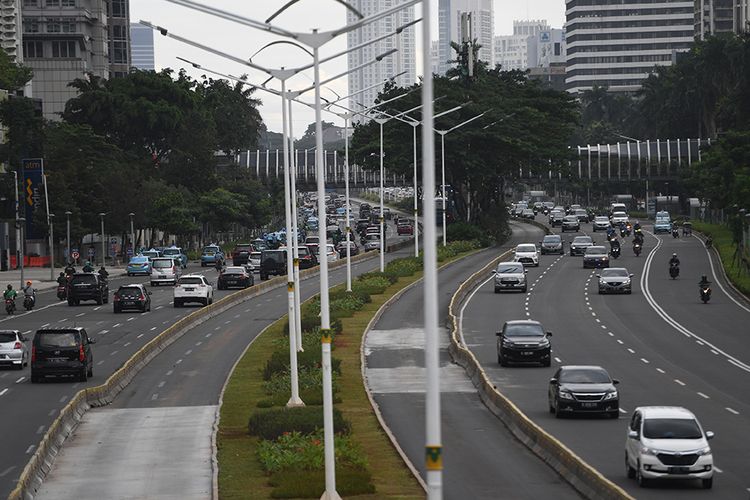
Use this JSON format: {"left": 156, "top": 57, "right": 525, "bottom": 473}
{"left": 674, "top": 379, "right": 686, "bottom": 386}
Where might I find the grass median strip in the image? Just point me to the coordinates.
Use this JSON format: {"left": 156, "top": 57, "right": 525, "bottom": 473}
{"left": 217, "top": 241, "right": 483, "bottom": 499}
{"left": 692, "top": 221, "right": 750, "bottom": 295}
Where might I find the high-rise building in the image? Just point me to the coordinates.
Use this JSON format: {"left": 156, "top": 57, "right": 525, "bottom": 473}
{"left": 566, "top": 0, "right": 694, "bottom": 94}
{"left": 430, "top": 39, "right": 439, "bottom": 76}
{"left": 437, "top": 0, "right": 493, "bottom": 75}
{"left": 20, "top": 0, "right": 130, "bottom": 119}
{"left": 1, "top": 0, "right": 22, "bottom": 64}
{"left": 695, "top": 0, "right": 750, "bottom": 39}
{"left": 494, "top": 20, "right": 549, "bottom": 71}
{"left": 527, "top": 28, "right": 567, "bottom": 91}
{"left": 130, "top": 22, "right": 154, "bottom": 70}
{"left": 346, "top": 0, "right": 416, "bottom": 123}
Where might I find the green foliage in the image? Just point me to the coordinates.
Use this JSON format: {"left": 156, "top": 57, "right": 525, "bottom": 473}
{"left": 262, "top": 366, "right": 338, "bottom": 396}
{"left": 384, "top": 257, "right": 423, "bottom": 277}
{"left": 257, "top": 431, "right": 367, "bottom": 473}
{"left": 446, "top": 222, "right": 490, "bottom": 245}
{"left": 358, "top": 271, "right": 398, "bottom": 285}
{"left": 262, "top": 349, "right": 341, "bottom": 381}
{"left": 351, "top": 276, "right": 392, "bottom": 295}
{"left": 0, "top": 50, "right": 33, "bottom": 92}
{"left": 248, "top": 407, "right": 350, "bottom": 440}
{"left": 267, "top": 466, "right": 375, "bottom": 498}
{"left": 437, "top": 240, "right": 482, "bottom": 262}
{"left": 686, "top": 131, "right": 750, "bottom": 210}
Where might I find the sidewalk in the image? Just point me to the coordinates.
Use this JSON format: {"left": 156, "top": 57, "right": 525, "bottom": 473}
{"left": 0, "top": 266, "right": 126, "bottom": 291}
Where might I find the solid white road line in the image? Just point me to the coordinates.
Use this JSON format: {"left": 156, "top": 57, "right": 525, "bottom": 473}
{"left": 695, "top": 234, "right": 750, "bottom": 313}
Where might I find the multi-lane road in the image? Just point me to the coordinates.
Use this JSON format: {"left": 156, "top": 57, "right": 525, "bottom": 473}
{"left": 460, "top": 218, "right": 750, "bottom": 498}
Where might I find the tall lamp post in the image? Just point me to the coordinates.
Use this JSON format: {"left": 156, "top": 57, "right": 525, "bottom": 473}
{"left": 48, "top": 214, "right": 55, "bottom": 281}
{"left": 98, "top": 213, "right": 106, "bottom": 267}
{"left": 129, "top": 212, "right": 136, "bottom": 254}
{"left": 65, "top": 211, "right": 72, "bottom": 264}
{"left": 435, "top": 110, "right": 490, "bottom": 246}
{"left": 17, "top": 217, "right": 25, "bottom": 288}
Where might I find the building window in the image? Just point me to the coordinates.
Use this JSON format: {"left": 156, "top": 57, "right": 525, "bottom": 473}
{"left": 61, "top": 17, "right": 76, "bottom": 32}
{"left": 111, "top": 0, "right": 126, "bottom": 18}
{"left": 23, "top": 18, "right": 40, "bottom": 33}
{"left": 46, "top": 18, "right": 60, "bottom": 32}
{"left": 23, "top": 41, "right": 44, "bottom": 58}
{"left": 51, "top": 40, "right": 76, "bottom": 58}
{"left": 112, "top": 24, "right": 127, "bottom": 40}
{"left": 23, "top": 0, "right": 38, "bottom": 6}
{"left": 112, "top": 41, "right": 128, "bottom": 63}
{"left": 554, "top": 42, "right": 561, "bottom": 56}
{"left": 46, "top": 0, "right": 60, "bottom": 5}
{"left": 62, "top": 0, "right": 76, "bottom": 6}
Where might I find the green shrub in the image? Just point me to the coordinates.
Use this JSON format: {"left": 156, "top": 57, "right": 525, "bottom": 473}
{"left": 352, "top": 276, "right": 391, "bottom": 295}
{"left": 329, "top": 294, "right": 367, "bottom": 319}
{"left": 384, "top": 256, "right": 422, "bottom": 277}
{"left": 446, "top": 222, "right": 486, "bottom": 243}
{"left": 256, "top": 389, "right": 342, "bottom": 408}
{"left": 263, "top": 366, "right": 338, "bottom": 396}
{"left": 263, "top": 349, "right": 341, "bottom": 380}
{"left": 268, "top": 466, "right": 375, "bottom": 498}
{"left": 257, "top": 431, "right": 367, "bottom": 473}
{"left": 248, "top": 407, "right": 350, "bottom": 440}
{"left": 358, "top": 271, "right": 397, "bottom": 284}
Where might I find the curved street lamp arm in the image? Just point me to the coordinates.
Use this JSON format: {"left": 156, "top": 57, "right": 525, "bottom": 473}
{"left": 266, "top": 0, "right": 364, "bottom": 24}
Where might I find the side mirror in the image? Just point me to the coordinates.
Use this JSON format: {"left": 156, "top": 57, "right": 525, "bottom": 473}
{"left": 596, "top": 274, "right": 601, "bottom": 278}
{"left": 89, "top": 338, "right": 96, "bottom": 344}
{"left": 495, "top": 331, "right": 502, "bottom": 337}
{"left": 705, "top": 431, "right": 715, "bottom": 440}
{"left": 612, "top": 379, "right": 620, "bottom": 385}
{"left": 627, "top": 430, "right": 639, "bottom": 439}
{"left": 549, "top": 378, "right": 558, "bottom": 385}
{"left": 491, "top": 270, "right": 497, "bottom": 275}
{"left": 629, "top": 274, "right": 634, "bottom": 278}
{"left": 546, "top": 331, "right": 553, "bottom": 337}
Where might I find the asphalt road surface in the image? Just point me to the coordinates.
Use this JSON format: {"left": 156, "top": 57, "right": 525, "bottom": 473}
{"left": 365, "top": 221, "right": 582, "bottom": 499}
{"left": 2, "top": 216, "right": 411, "bottom": 499}
{"left": 460, "top": 216, "right": 750, "bottom": 499}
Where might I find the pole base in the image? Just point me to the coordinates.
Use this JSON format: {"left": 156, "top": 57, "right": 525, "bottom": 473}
{"left": 286, "top": 396, "right": 305, "bottom": 408}
{"left": 297, "top": 347, "right": 305, "bottom": 353}
{"left": 320, "top": 491, "right": 342, "bottom": 500}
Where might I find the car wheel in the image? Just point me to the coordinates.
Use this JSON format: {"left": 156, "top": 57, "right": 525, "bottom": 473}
{"left": 68, "top": 299, "right": 74, "bottom": 306}
{"left": 542, "top": 358, "right": 551, "bottom": 367}
{"left": 625, "top": 454, "right": 636, "bottom": 478}
{"left": 498, "top": 354, "right": 507, "bottom": 367}
{"left": 75, "top": 300, "right": 80, "bottom": 306}
{"left": 209, "top": 296, "right": 213, "bottom": 305}
{"left": 174, "top": 300, "right": 181, "bottom": 308}
{"left": 31, "top": 373, "right": 40, "bottom": 383}
{"left": 114, "top": 306, "right": 120, "bottom": 313}
{"left": 521, "top": 287, "right": 527, "bottom": 293}
{"left": 79, "top": 367, "right": 87, "bottom": 382}
{"left": 627, "top": 290, "right": 632, "bottom": 295}
{"left": 151, "top": 282, "right": 157, "bottom": 287}
{"left": 87, "top": 366, "right": 93, "bottom": 377}
{"left": 702, "top": 478, "right": 713, "bottom": 489}
{"left": 548, "top": 399, "right": 555, "bottom": 414}
{"left": 202, "top": 298, "right": 208, "bottom": 307}
{"left": 494, "top": 287, "right": 500, "bottom": 294}
{"left": 96, "top": 295, "right": 103, "bottom": 306}
{"left": 636, "top": 463, "right": 648, "bottom": 487}
{"left": 554, "top": 401, "right": 563, "bottom": 418}
{"left": 570, "top": 251, "right": 574, "bottom": 257}
{"left": 103, "top": 295, "right": 109, "bottom": 304}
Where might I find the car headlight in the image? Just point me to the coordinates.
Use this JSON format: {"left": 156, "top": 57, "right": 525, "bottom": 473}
{"left": 502, "top": 339, "right": 515, "bottom": 348}
{"left": 623, "top": 279, "right": 631, "bottom": 285}
{"left": 603, "top": 390, "right": 618, "bottom": 400}
{"left": 696, "top": 446, "right": 712, "bottom": 456}
{"left": 640, "top": 446, "right": 658, "bottom": 456}
{"left": 539, "top": 338, "right": 550, "bottom": 347}
{"left": 559, "top": 391, "right": 574, "bottom": 400}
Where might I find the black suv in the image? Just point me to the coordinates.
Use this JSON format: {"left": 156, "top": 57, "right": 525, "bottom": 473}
{"left": 260, "top": 249, "right": 288, "bottom": 281}
{"left": 232, "top": 243, "right": 254, "bottom": 266}
{"left": 113, "top": 284, "right": 151, "bottom": 313}
{"left": 496, "top": 320, "right": 552, "bottom": 367}
{"left": 31, "top": 327, "right": 95, "bottom": 382}
{"left": 68, "top": 272, "right": 109, "bottom": 306}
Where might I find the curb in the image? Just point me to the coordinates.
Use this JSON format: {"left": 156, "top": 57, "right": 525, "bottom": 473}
{"left": 9, "top": 251, "right": 378, "bottom": 500}
{"left": 446, "top": 249, "right": 633, "bottom": 500}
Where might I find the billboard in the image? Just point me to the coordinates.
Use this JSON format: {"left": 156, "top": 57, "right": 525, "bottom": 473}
{"left": 21, "top": 158, "right": 45, "bottom": 240}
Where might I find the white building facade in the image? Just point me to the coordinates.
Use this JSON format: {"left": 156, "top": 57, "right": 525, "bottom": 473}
{"left": 346, "top": 0, "right": 416, "bottom": 122}
{"left": 437, "top": 0, "right": 494, "bottom": 75}
{"left": 566, "top": 0, "right": 694, "bottom": 94}
{"left": 1, "top": 0, "right": 22, "bottom": 63}
{"left": 695, "top": 0, "right": 750, "bottom": 39}
{"left": 494, "top": 20, "right": 550, "bottom": 71}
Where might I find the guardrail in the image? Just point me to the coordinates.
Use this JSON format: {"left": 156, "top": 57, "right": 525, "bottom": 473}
{"left": 9, "top": 250, "right": 378, "bottom": 500}
{"left": 446, "top": 225, "right": 634, "bottom": 500}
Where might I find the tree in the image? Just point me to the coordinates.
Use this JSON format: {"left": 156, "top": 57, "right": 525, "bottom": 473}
{"left": 198, "top": 75, "right": 262, "bottom": 155}
{"left": 0, "top": 50, "right": 33, "bottom": 92}
{"left": 686, "top": 130, "right": 750, "bottom": 209}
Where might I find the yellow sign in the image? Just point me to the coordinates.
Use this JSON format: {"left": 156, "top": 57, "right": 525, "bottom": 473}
{"left": 425, "top": 446, "right": 443, "bottom": 470}
{"left": 321, "top": 328, "right": 332, "bottom": 344}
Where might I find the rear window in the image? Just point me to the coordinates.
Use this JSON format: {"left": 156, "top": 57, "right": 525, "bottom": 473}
{"left": 573, "top": 237, "right": 593, "bottom": 244}
{"left": 37, "top": 332, "right": 80, "bottom": 347}
{"left": 152, "top": 259, "right": 173, "bottom": 268}
{"left": 162, "top": 249, "right": 180, "bottom": 255}
{"left": 71, "top": 275, "right": 96, "bottom": 285}
{"left": 262, "top": 251, "right": 285, "bottom": 262}
{"left": 178, "top": 277, "right": 203, "bottom": 285}
{"left": 235, "top": 245, "right": 252, "bottom": 253}
{"left": 117, "top": 287, "right": 142, "bottom": 298}
{"left": 224, "top": 268, "right": 245, "bottom": 275}
{"left": 564, "top": 216, "right": 578, "bottom": 222}
{"left": 586, "top": 246, "right": 607, "bottom": 255}
{"left": 543, "top": 235, "right": 561, "bottom": 243}
{"left": 0, "top": 332, "right": 17, "bottom": 343}
{"left": 297, "top": 247, "right": 311, "bottom": 257}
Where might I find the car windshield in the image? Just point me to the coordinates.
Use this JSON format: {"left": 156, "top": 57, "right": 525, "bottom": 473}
{"left": 178, "top": 277, "right": 203, "bottom": 285}
{"left": 263, "top": 251, "right": 284, "bottom": 262}
{"left": 250, "top": 252, "right": 261, "bottom": 259}
{"left": 601, "top": 269, "right": 629, "bottom": 277}
{"left": 586, "top": 246, "right": 607, "bottom": 255}
{"left": 162, "top": 249, "right": 180, "bottom": 256}
{"left": 71, "top": 275, "right": 96, "bottom": 284}
{"left": 559, "top": 368, "right": 610, "bottom": 384}
{"left": 643, "top": 418, "right": 702, "bottom": 439}
{"left": 504, "top": 323, "right": 545, "bottom": 338}
{"left": 117, "top": 287, "right": 142, "bottom": 298}
{"left": 543, "top": 236, "right": 561, "bottom": 243}
{"left": 497, "top": 264, "right": 523, "bottom": 274}
{"left": 573, "top": 237, "right": 593, "bottom": 244}
{"left": 152, "top": 259, "right": 172, "bottom": 268}
{"left": 613, "top": 212, "right": 626, "bottom": 217}
{"left": 0, "top": 332, "right": 17, "bottom": 342}
{"left": 37, "top": 332, "right": 79, "bottom": 347}
{"left": 564, "top": 216, "right": 578, "bottom": 222}
{"left": 366, "top": 235, "right": 379, "bottom": 241}
{"left": 575, "top": 209, "right": 587, "bottom": 215}
{"left": 224, "top": 267, "right": 245, "bottom": 275}
{"left": 517, "top": 245, "right": 536, "bottom": 253}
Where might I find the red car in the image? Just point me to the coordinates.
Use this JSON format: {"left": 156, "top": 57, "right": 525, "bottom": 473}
{"left": 397, "top": 222, "right": 414, "bottom": 235}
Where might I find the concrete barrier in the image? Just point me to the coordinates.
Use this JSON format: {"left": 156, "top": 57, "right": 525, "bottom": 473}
{"left": 9, "top": 250, "right": 378, "bottom": 500}
{"left": 446, "top": 249, "right": 633, "bottom": 500}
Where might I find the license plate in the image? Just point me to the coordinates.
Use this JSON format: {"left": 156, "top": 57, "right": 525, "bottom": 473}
{"left": 123, "top": 301, "right": 135, "bottom": 306}
{"left": 227, "top": 281, "right": 237, "bottom": 285}
{"left": 668, "top": 466, "right": 689, "bottom": 474}
{"left": 159, "top": 275, "right": 167, "bottom": 279}
{"left": 581, "top": 402, "right": 597, "bottom": 408}
{"left": 185, "top": 288, "right": 194, "bottom": 292}
{"left": 521, "top": 351, "right": 533, "bottom": 356}
{"left": 48, "top": 358, "right": 66, "bottom": 363}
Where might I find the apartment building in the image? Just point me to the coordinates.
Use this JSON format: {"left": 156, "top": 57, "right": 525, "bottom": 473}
{"left": 694, "top": 0, "right": 750, "bottom": 38}
{"left": 494, "top": 20, "right": 550, "bottom": 71}
{"left": 437, "top": 0, "right": 494, "bottom": 74}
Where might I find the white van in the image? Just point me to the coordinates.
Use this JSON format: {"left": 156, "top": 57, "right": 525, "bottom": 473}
{"left": 150, "top": 257, "right": 181, "bottom": 286}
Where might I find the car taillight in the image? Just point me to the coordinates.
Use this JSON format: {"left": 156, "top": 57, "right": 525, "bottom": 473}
{"left": 140, "top": 294, "right": 145, "bottom": 301}
{"left": 79, "top": 344, "right": 85, "bottom": 362}
{"left": 113, "top": 294, "right": 120, "bottom": 301}
{"left": 14, "top": 342, "right": 22, "bottom": 349}
{"left": 31, "top": 345, "right": 36, "bottom": 363}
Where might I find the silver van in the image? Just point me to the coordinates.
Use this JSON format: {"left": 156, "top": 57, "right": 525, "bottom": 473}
{"left": 150, "top": 257, "right": 181, "bottom": 286}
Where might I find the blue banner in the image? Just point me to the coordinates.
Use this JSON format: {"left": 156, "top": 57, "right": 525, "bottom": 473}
{"left": 21, "top": 158, "right": 44, "bottom": 240}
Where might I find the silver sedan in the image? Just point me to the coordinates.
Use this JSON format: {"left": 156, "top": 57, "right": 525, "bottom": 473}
{"left": 597, "top": 268, "right": 633, "bottom": 294}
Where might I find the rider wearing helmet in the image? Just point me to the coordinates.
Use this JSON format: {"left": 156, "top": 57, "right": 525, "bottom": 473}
{"left": 3, "top": 284, "right": 17, "bottom": 301}
{"left": 22, "top": 280, "right": 36, "bottom": 306}
{"left": 82, "top": 261, "right": 95, "bottom": 273}
{"left": 669, "top": 253, "right": 680, "bottom": 266}
{"left": 699, "top": 275, "right": 711, "bottom": 287}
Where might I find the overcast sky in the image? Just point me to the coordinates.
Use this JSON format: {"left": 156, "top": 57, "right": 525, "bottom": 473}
{"left": 130, "top": 0, "right": 565, "bottom": 136}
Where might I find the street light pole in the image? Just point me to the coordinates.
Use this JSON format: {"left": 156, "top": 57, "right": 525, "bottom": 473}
{"left": 99, "top": 213, "right": 106, "bottom": 267}
{"left": 48, "top": 214, "right": 55, "bottom": 281}
{"left": 287, "top": 96, "right": 304, "bottom": 353}
{"left": 343, "top": 112, "right": 353, "bottom": 291}
{"left": 18, "top": 217, "right": 25, "bottom": 289}
{"left": 65, "top": 211, "right": 72, "bottom": 264}
{"left": 375, "top": 118, "right": 386, "bottom": 272}
{"left": 412, "top": 122, "right": 419, "bottom": 257}
{"left": 129, "top": 212, "right": 135, "bottom": 254}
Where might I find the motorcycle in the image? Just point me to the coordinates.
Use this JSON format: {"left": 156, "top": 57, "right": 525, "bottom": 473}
{"left": 4, "top": 298, "right": 15, "bottom": 315}
{"left": 705, "top": 236, "right": 713, "bottom": 249}
{"left": 620, "top": 228, "right": 627, "bottom": 238}
{"left": 672, "top": 228, "right": 679, "bottom": 238}
{"left": 611, "top": 245, "right": 621, "bottom": 259}
{"left": 669, "top": 262, "right": 680, "bottom": 279}
{"left": 57, "top": 285, "right": 67, "bottom": 301}
{"left": 700, "top": 286, "right": 712, "bottom": 303}
{"left": 633, "top": 242, "right": 642, "bottom": 256}
{"left": 23, "top": 295, "right": 34, "bottom": 311}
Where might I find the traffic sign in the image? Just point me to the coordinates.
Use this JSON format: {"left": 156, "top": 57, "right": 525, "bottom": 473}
{"left": 127, "top": 248, "right": 133, "bottom": 256}
{"left": 71, "top": 251, "right": 80, "bottom": 260}
{"left": 87, "top": 247, "right": 95, "bottom": 257}
{"left": 110, "top": 237, "right": 117, "bottom": 244}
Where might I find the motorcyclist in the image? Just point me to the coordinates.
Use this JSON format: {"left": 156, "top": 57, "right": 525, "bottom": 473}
{"left": 699, "top": 275, "right": 711, "bottom": 287}
{"left": 21, "top": 281, "right": 36, "bottom": 307}
{"left": 606, "top": 226, "right": 616, "bottom": 239}
{"left": 633, "top": 230, "right": 644, "bottom": 245}
{"left": 669, "top": 253, "right": 680, "bottom": 267}
{"left": 64, "top": 262, "right": 76, "bottom": 275}
{"left": 633, "top": 220, "right": 641, "bottom": 231}
{"left": 82, "top": 261, "right": 95, "bottom": 273}
{"left": 610, "top": 237, "right": 621, "bottom": 252}
{"left": 57, "top": 272, "right": 68, "bottom": 286}
{"left": 98, "top": 266, "right": 109, "bottom": 281}
{"left": 3, "top": 284, "right": 17, "bottom": 301}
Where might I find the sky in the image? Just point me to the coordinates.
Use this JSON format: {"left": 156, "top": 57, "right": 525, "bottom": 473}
{"left": 130, "top": 0, "right": 566, "bottom": 135}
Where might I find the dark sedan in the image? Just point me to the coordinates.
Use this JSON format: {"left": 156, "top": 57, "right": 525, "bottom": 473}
{"left": 539, "top": 235, "right": 564, "bottom": 255}
{"left": 496, "top": 320, "right": 552, "bottom": 367}
{"left": 569, "top": 236, "right": 594, "bottom": 256}
{"left": 583, "top": 246, "right": 610, "bottom": 268}
{"left": 548, "top": 365, "right": 620, "bottom": 418}
{"left": 113, "top": 285, "right": 151, "bottom": 313}
{"left": 561, "top": 215, "right": 580, "bottom": 232}
{"left": 217, "top": 266, "right": 254, "bottom": 290}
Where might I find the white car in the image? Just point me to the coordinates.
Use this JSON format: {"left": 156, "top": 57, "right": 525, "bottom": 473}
{"left": 173, "top": 275, "right": 214, "bottom": 307}
{"left": 626, "top": 406, "right": 714, "bottom": 489}
{"left": 514, "top": 243, "right": 539, "bottom": 267}
{"left": 322, "top": 243, "right": 338, "bottom": 262}
{"left": 150, "top": 257, "right": 181, "bottom": 286}
{"left": 248, "top": 251, "right": 261, "bottom": 273}
{"left": 611, "top": 211, "right": 629, "bottom": 225}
